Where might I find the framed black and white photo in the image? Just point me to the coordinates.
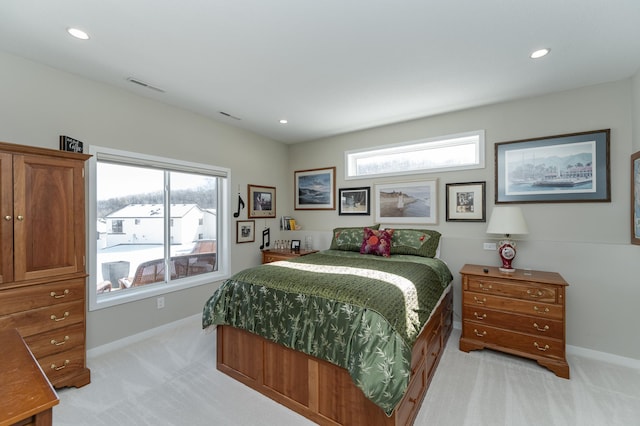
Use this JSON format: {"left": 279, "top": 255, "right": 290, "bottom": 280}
{"left": 248, "top": 184, "right": 276, "bottom": 218}
{"left": 236, "top": 220, "right": 255, "bottom": 243}
{"left": 374, "top": 180, "right": 438, "bottom": 224}
{"left": 446, "top": 181, "right": 486, "bottom": 222}
{"left": 338, "top": 187, "right": 370, "bottom": 215}
{"left": 495, "top": 129, "right": 610, "bottom": 203}
{"left": 291, "top": 239, "right": 301, "bottom": 251}
{"left": 294, "top": 167, "right": 336, "bottom": 210}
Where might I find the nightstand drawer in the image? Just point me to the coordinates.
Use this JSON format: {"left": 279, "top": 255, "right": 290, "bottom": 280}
{"left": 462, "top": 322, "right": 565, "bottom": 359}
{"left": 466, "top": 276, "right": 558, "bottom": 303}
{"left": 462, "top": 306, "right": 564, "bottom": 339}
{"left": 463, "top": 291, "right": 563, "bottom": 319}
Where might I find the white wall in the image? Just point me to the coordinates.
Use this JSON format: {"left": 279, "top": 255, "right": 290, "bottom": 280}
{"left": 289, "top": 79, "right": 640, "bottom": 360}
{"left": 633, "top": 69, "right": 640, "bottom": 152}
{"left": 0, "top": 51, "right": 289, "bottom": 348}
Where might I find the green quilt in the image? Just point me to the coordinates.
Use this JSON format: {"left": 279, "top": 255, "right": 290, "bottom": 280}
{"left": 202, "top": 250, "right": 452, "bottom": 415}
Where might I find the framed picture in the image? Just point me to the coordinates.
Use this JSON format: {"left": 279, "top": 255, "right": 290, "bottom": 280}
{"left": 374, "top": 180, "right": 438, "bottom": 224}
{"left": 248, "top": 184, "right": 276, "bottom": 218}
{"left": 632, "top": 150, "right": 640, "bottom": 245}
{"left": 495, "top": 129, "right": 611, "bottom": 203}
{"left": 338, "top": 187, "right": 370, "bottom": 215}
{"left": 291, "top": 239, "right": 301, "bottom": 251}
{"left": 446, "top": 181, "right": 486, "bottom": 222}
{"left": 294, "top": 167, "right": 336, "bottom": 210}
{"left": 236, "top": 220, "right": 255, "bottom": 243}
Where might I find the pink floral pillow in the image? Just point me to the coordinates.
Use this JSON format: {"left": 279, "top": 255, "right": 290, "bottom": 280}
{"left": 360, "top": 227, "right": 394, "bottom": 257}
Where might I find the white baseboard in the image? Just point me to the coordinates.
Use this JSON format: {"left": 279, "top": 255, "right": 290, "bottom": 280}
{"left": 87, "top": 313, "right": 202, "bottom": 359}
{"left": 452, "top": 320, "right": 640, "bottom": 370}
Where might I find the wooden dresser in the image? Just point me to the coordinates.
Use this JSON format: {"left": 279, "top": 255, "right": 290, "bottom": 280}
{"left": 0, "top": 328, "right": 59, "bottom": 426}
{"left": 0, "top": 141, "right": 91, "bottom": 389}
{"left": 459, "top": 264, "right": 570, "bottom": 378}
{"left": 261, "top": 248, "right": 318, "bottom": 264}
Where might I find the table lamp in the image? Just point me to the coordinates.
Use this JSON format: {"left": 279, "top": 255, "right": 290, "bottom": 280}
{"left": 486, "top": 206, "right": 529, "bottom": 273}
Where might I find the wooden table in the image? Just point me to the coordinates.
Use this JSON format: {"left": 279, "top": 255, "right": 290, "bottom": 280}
{"left": 0, "top": 328, "right": 59, "bottom": 426}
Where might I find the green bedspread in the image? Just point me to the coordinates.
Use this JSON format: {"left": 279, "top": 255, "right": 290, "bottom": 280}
{"left": 202, "top": 250, "right": 452, "bottom": 415}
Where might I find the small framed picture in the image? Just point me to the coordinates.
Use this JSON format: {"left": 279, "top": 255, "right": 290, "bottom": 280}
{"left": 632, "top": 150, "right": 640, "bottom": 245}
{"left": 236, "top": 220, "right": 255, "bottom": 243}
{"left": 446, "top": 181, "right": 486, "bottom": 222}
{"left": 248, "top": 184, "right": 276, "bottom": 218}
{"left": 339, "top": 187, "right": 370, "bottom": 215}
{"left": 59, "top": 135, "right": 84, "bottom": 153}
{"left": 291, "top": 239, "right": 301, "bottom": 251}
{"left": 374, "top": 180, "right": 438, "bottom": 224}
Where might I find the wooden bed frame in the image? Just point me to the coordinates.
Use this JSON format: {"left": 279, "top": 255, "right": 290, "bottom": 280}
{"left": 216, "top": 288, "right": 453, "bottom": 426}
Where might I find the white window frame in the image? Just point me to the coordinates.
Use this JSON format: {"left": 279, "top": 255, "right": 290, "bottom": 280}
{"left": 87, "top": 145, "right": 231, "bottom": 311}
{"left": 345, "top": 130, "right": 485, "bottom": 180}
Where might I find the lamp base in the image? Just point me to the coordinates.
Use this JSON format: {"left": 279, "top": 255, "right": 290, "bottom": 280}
{"left": 497, "top": 239, "right": 517, "bottom": 272}
{"left": 498, "top": 267, "right": 516, "bottom": 273}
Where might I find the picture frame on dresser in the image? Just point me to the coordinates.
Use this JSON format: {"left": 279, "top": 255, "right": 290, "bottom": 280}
{"left": 495, "top": 129, "right": 610, "bottom": 204}
{"left": 632, "top": 150, "right": 640, "bottom": 245}
{"left": 446, "top": 181, "right": 486, "bottom": 222}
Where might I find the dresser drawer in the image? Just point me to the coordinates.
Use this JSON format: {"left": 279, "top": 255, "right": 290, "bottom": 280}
{"left": 462, "top": 305, "right": 564, "bottom": 339}
{"left": 463, "top": 291, "right": 563, "bottom": 320}
{"left": 466, "top": 276, "right": 558, "bottom": 303}
{"left": 37, "top": 345, "right": 87, "bottom": 385}
{"left": 0, "top": 278, "right": 85, "bottom": 316}
{"left": 462, "top": 322, "right": 565, "bottom": 359}
{"left": 0, "top": 300, "right": 84, "bottom": 337}
{"left": 24, "top": 322, "right": 85, "bottom": 358}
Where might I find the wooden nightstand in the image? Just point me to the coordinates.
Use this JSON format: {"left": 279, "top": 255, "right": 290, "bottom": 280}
{"left": 459, "top": 264, "right": 570, "bottom": 379}
{"left": 261, "top": 249, "right": 319, "bottom": 264}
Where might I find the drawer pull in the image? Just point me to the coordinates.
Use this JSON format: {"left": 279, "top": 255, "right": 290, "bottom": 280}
{"left": 533, "top": 323, "right": 549, "bottom": 332}
{"left": 50, "top": 312, "right": 70, "bottom": 322}
{"left": 51, "top": 336, "right": 70, "bottom": 346}
{"left": 51, "top": 360, "right": 70, "bottom": 371}
{"left": 4, "top": 215, "right": 11, "bottom": 221}
{"left": 533, "top": 306, "right": 550, "bottom": 314}
{"left": 473, "top": 296, "right": 486, "bottom": 305}
{"left": 474, "top": 312, "right": 487, "bottom": 320}
{"left": 534, "top": 342, "right": 550, "bottom": 352}
{"left": 50, "top": 289, "right": 70, "bottom": 299}
{"left": 479, "top": 283, "right": 493, "bottom": 291}
{"left": 473, "top": 329, "right": 487, "bottom": 337}
{"left": 527, "top": 289, "right": 544, "bottom": 298}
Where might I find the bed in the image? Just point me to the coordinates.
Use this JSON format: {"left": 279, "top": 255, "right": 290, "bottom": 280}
{"left": 202, "top": 227, "right": 453, "bottom": 425}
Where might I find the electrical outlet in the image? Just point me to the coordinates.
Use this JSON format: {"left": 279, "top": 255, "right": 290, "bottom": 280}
{"left": 483, "top": 242, "right": 497, "bottom": 251}
{"left": 157, "top": 296, "right": 165, "bottom": 309}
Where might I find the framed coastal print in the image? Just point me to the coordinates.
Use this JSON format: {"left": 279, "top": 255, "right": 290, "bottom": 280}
{"left": 446, "top": 181, "right": 486, "bottom": 222}
{"left": 294, "top": 167, "right": 336, "bottom": 210}
{"left": 632, "top": 150, "right": 640, "bottom": 245}
{"left": 248, "top": 184, "right": 276, "bottom": 218}
{"left": 236, "top": 220, "right": 255, "bottom": 243}
{"left": 338, "top": 187, "right": 370, "bottom": 215}
{"left": 495, "top": 129, "right": 610, "bottom": 203}
{"left": 374, "top": 180, "right": 438, "bottom": 224}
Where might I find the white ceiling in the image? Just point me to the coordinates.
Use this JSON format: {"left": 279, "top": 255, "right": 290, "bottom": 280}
{"left": 1, "top": 1, "right": 640, "bottom": 144}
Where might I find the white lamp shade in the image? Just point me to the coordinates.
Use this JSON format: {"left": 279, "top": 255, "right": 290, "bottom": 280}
{"left": 486, "top": 206, "right": 529, "bottom": 236}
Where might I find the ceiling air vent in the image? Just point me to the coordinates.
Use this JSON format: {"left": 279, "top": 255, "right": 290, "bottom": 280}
{"left": 126, "top": 77, "right": 165, "bottom": 93}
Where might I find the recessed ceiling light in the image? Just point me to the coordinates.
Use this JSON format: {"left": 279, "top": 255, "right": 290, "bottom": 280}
{"left": 67, "top": 27, "right": 90, "bottom": 40}
{"left": 530, "top": 48, "right": 550, "bottom": 59}
{"left": 279, "top": 119, "right": 288, "bottom": 124}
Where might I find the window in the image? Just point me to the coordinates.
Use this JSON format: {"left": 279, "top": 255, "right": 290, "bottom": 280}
{"left": 88, "top": 146, "right": 230, "bottom": 310}
{"left": 345, "top": 130, "right": 485, "bottom": 179}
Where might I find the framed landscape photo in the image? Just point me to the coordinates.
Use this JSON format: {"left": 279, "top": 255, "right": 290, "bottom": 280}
{"left": 236, "top": 220, "right": 255, "bottom": 243}
{"left": 495, "top": 129, "right": 610, "bottom": 204}
{"left": 374, "top": 179, "right": 438, "bottom": 224}
{"left": 446, "top": 181, "right": 486, "bottom": 222}
{"left": 338, "top": 187, "right": 370, "bottom": 215}
{"left": 294, "top": 167, "right": 336, "bottom": 210}
{"left": 248, "top": 184, "right": 276, "bottom": 218}
{"left": 632, "top": 150, "right": 640, "bottom": 245}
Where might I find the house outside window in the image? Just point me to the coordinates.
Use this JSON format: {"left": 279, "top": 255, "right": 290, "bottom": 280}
{"left": 88, "top": 146, "right": 230, "bottom": 310}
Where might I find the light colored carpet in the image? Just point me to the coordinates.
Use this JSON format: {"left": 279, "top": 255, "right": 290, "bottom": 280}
{"left": 54, "top": 315, "right": 640, "bottom": 426}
